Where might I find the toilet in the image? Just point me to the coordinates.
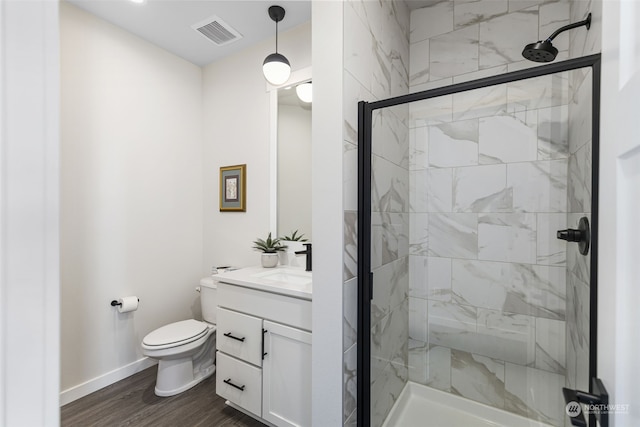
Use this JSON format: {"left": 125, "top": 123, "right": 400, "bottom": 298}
{"left": 141, "top": 277, "right": 217, "bottom": 397}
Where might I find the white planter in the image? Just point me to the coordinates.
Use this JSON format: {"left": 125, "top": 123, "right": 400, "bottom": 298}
{"left": 278, "top": 241, "right": 307, "bottom": 268}
{"left": 261, "top": 253, "right": 279, "bottom": 268}
{"left": 277, "top": 251, "right": 289, "bottom": 266}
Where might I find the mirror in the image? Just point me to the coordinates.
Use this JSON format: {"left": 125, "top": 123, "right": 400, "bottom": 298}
{"left": 269, "top": 67, "right": 312, "bottom": 241}
{"left": 277, "top": 86, "right": 312, "bottom": 240}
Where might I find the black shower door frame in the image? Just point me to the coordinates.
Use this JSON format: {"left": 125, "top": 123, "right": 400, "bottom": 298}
{"left": 357, "top": 53, "right": 601, "bottom": 427}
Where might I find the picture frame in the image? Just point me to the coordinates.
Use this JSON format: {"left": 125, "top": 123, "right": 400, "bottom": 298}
{"left": 220, "top": 164, "right": 246, "bottom": 212}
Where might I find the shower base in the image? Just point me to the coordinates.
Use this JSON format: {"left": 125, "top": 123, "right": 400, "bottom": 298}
{"left": 381, "top": 382, "right": 554, "bottom": 427}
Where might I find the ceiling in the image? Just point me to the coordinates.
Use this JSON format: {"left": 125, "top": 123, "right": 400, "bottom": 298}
{"left": 66, "top": 0, "right": 312, "bottom": 66}
{"left": 66, "top": 0, "right": 439, "bottom": 67}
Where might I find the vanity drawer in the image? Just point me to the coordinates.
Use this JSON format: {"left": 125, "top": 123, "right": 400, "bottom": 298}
{"left": 218, "top": 282, "right": 312, "bottom": 331}
{"left": 217, "top": 307, "right": 263, "bottom": 366}
{"left": 216, "top": 351, "right": 262, "bottom": 417}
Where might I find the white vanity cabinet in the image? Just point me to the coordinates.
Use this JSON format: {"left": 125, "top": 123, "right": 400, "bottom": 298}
{"left": 215, "top": 280, "right": 312, "bottom": 427}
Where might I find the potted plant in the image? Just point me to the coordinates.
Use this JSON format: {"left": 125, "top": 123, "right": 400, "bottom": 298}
{"left": 278, "top": 230, "right": 309, "bottom": 267}
{"left": 253, "top": 233, "right": 287, "bottom": 268}
{"left": 280, "top": 230, "right": 308, "bottom": 242}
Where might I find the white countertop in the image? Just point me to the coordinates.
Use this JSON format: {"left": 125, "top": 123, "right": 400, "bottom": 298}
{"left": 212, "top": 266, "right": 312, "bottom": 300}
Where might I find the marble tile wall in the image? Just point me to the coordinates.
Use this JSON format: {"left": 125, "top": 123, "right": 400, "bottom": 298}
{"left": 405, "top": 1, "right": 599, "bottom": 426}
{"left": 369, "top": 67, "right": 411, "bottom": 427}
{"left": 342, "top": 1, "right": 411, "bottom": 426}
{"left": 409, "top": 0, "right": 574, "bottom": 94}
{"left": 407, "top": 89, "right": 571, "bottom": 425}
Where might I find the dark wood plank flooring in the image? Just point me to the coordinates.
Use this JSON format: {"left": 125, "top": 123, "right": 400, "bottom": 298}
{"left": 61, "top": 366, "right": 266, "bottom": 427}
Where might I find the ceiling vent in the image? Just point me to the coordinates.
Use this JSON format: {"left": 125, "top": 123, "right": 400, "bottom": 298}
{"left": 192, "top": 15, "right": 243, "bottom": 46}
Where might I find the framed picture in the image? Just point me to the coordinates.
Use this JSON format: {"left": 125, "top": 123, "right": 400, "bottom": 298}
{"left": 220, "top": 164, "right": 246, "bottom": 212}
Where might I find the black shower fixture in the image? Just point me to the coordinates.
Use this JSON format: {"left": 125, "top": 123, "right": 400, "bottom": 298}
{"left": 522, "top": 13, "right": 591, "bottom": 63}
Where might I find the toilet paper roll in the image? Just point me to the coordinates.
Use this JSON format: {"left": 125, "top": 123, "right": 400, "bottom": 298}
{"left": 117, "top": 296, "right": 139, "bottom": 313}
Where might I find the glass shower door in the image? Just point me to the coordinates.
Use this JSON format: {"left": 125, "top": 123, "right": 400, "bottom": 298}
{"left": 363, "top": 62, "right": 597, "bottom": 427}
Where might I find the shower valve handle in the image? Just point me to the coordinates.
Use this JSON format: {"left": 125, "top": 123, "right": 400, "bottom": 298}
{"left": 557, "top": 228, "right": 583, "bottom": 242}
{"left": 556, "top": 216, "right": 590, "bottom": 256}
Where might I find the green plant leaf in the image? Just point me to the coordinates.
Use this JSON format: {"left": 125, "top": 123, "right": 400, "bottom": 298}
{"left": 253, "top": 232, "right": 288, "bottom": 252}
{"left": 280, "top": 229, "right": 308, "bottom": 242}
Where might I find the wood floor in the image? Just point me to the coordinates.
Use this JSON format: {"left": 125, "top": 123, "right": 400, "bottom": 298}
{"left": 61, "top": 366, "right": 266, "bottom": 427}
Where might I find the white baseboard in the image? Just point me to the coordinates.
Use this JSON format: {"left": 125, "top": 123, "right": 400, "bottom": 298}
{"left": 60, "top": 357, "right": 158, "bottom": 406}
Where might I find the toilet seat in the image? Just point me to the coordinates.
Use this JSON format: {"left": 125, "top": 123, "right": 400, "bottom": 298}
{"left": 142, "top": 319, "right": 212, "bottom": 351}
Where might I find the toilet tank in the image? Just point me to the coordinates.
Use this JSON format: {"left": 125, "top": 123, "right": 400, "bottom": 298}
{"left": 200, "top": 277, "right": 218, "bottom": 324}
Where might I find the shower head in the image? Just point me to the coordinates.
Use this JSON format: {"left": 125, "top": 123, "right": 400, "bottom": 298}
{"left": 522, "top": 41, "right": 558, "bottom": 63}
{"left": 522, "top": 13, "right": 591, "bottom": 63}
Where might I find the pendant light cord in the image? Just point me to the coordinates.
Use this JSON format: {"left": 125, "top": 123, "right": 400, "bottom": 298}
{"left": 275, "top": 20, "right": 279, "bottom": 53}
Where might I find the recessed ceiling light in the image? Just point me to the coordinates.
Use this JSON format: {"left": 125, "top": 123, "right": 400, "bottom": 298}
{"left": 130, "top": 0, "right": 145, "bottom": 4}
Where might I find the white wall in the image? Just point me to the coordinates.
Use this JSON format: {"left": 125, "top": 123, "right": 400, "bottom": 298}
{"left": 202, "top": 22, "right": 311, "bottom": 272}
{"left": 59, "top": 2, "right": 204, "bottom": 401}
{"left": 277, "top": 103, "right": 312, "bottom": 240}
{"left": 311, "top": 2, "right": 344, "bottom": 425}
{"left": 1, "top": 1, "right": 61, "bottom": 424}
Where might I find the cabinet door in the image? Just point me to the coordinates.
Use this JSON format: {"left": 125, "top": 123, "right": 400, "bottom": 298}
{"left": 262, "top": 321, "right": 312, "bottom": 427}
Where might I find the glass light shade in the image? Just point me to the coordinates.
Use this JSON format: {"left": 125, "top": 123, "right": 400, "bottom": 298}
{"left": 263, "top": 53, "right": 291, "bottom": 85}
{"left": 295, "top": 82, "right": 312, "bottom": 103}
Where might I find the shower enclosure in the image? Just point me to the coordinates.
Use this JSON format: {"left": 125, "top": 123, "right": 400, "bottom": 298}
{"left": 357, "top": 55, "right": 602, "bottom": 427}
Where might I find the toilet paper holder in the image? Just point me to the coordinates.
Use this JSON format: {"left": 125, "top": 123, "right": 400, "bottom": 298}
{"left": 110, "top": 298, "right": 139, "bottom": 307}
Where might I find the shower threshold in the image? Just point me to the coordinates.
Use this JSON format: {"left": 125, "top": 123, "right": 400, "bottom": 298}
{"left": 381, "top": 382, "right": 555, "bottom": 427}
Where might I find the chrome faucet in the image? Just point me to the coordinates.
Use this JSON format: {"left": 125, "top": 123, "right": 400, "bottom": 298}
{"left": 295, "top": 243, "right": 312, "bottom": 272}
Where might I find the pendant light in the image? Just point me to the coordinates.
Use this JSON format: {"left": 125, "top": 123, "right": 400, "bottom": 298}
{"left": 263, "top": 5, "right": 291, "bottom": 85}
{"left": 295, "top": 81, "right": 312, "bottom": 103}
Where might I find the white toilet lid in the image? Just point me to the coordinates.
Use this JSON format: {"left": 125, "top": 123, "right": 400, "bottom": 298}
{"left": 143, "top": 319, "right": 209, "bottom": 347}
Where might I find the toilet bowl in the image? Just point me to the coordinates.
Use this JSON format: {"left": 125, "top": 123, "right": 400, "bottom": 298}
{"left": 141, "top": 278, "right": 218, "bottom": 397}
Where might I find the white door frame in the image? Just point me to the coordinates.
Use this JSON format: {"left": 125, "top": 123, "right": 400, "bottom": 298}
{"left": 599, "top": 1, "right": 640, "bottom": 426}
{"left": 0, "top": 1, "right": 61, "bottom": 425}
